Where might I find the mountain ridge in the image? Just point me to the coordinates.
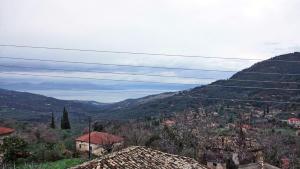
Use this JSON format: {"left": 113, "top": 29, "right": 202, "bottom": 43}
{"left": 95, "top": 52, "right": 300, "bottom": 119}
{"left": 0, "top": 52, "right": 299, "bottom": 120}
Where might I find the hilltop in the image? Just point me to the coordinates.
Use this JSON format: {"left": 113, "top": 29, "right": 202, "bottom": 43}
{"left": 0, "top": 89, "right": 107, "bottom": 121}
{"left": 0, "top": 52, "right": 299, "bottom": 120}
{"left": 96, "top": 52, "right": 300, "bottom": 119}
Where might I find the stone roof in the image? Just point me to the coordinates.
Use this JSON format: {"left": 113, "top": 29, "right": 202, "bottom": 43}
{"left": 207, "top": 136, "right": 262, "bottom": 152}
{"left": 238, "top": 163, "right": 280, "bottom": 169}
{"left": 0, "top": 127, "right": 14, "bottom": 136}
{"left": 76, "top": 132, "right": 124, "bottom": 145}
{"left": 72, "top": 146, "right": 208, "bottom": 169}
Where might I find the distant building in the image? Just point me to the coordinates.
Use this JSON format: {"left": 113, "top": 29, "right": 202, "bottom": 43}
{"left": 72, "top": 146, "right": 208, "bottom": 169}
{"left": 287, "top": 118, "right": 300, "bottom": 128}
{"left": 162, "top": 119, "right": 176, "bottom": 127}
{"left": 241, "top": 124, "right": 251, "bottom": 130}
{"left": 0, "top": 127, "right": 15, "bottom": 144}
{"left": 240, "top": 124, "right": 252, "bottom": 133}
{"left": 76, "top": 131, "right": 124, "bottom": 156}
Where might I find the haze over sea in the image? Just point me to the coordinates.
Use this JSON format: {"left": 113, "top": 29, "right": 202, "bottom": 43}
{"left": 21, "top": 89, "right": 176, "bottom": 103}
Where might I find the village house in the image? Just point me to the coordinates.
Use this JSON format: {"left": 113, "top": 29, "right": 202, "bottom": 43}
{"left": 76, "top": 131, "right": 124, "bottom": 156}
{"left": 0, "top": 126, "right": 15, "bottom": 144}
{"left": 72, "top": 146, "right": 208, "bottom": 169}
{"left": 287, "top": 118, "right": 300, "bottom": 128}
{"left": 162, "top": 119, "right": 176, "bottom": 127}
{"left": 205, "top": 135, "right": 263, "bottom": 169}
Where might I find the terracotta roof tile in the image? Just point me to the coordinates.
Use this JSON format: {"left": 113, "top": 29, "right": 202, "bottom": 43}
{"left": 76, "top": 132, "right": 123, "bottom": 145}
{"left": 72, "top": 146, "right": 208, "bottom": 169}
{"left": 0, "top": 127, "right": 14, "bottom": 136}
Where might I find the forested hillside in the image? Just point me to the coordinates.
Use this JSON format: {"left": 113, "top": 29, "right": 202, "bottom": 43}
{"left": 96, "top": 52, "right": 300, "bottom": 119}
{"left": 1, "top": 52, "right": 299, "bottom": 120}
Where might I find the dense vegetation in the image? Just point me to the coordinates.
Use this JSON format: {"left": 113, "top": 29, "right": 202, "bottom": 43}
{"left": 0, "top": 53, "right": 299, "bottom": 168}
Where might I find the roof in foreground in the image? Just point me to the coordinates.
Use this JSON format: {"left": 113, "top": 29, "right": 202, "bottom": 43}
{"left": 239, "top": 163, "right": 280, "bottom": 169}
{"left": 0, "top": 127, "right": 14, "bottom": 136}
{"left": 72, "top": 146, "right": 208, "bottom": 169}
{"left": 76, "top": 132, "right": 124, "bottom": 145}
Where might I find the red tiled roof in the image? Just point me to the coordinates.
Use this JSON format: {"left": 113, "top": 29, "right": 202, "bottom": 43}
{"left": 0, "top": 127, "right": 14, "bottom": 136}
{"left": 241, "top": 124, "right": 252, "bottom": 129}
{"left": 76, "top": 131, "right": 123, "bottom": 145}
{"left": 288, "top": 118, "right": 300, "bottom": 122}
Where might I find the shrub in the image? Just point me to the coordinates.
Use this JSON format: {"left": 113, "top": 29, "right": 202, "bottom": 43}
{"left": 0, "top": 136, "right": 28, "bottom": 162}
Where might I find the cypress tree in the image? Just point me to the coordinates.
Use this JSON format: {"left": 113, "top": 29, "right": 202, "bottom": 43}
{"left": 61, "top": 107, "right": 71, "bottom": 129}
{"left": 50, "top": 112, "right": 55, "bottom": 129}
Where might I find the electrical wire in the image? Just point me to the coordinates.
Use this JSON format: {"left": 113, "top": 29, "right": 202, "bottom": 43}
{"left": 1, "top": 44, "right": 300, "bottom": 63}
{"left": 1, "top": 64, "right": 300, "bottom": 85}
{"left": 1, "top": 56, "right": 300, "bottom": 77}
{"left": 1, "top": 71, "right": 299, "bottom": 91}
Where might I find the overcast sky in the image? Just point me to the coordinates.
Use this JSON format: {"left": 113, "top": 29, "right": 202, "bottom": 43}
{"left": 0, "top": 0, "right": 299, "bottom": 102}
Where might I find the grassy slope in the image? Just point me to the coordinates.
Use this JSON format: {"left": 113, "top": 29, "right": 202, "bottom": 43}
{"left": 15, "top": 158, "right": 84, "bottom": 169}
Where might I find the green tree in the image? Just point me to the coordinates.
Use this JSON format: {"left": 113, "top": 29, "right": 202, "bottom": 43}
{"left": 228, "top": 114, "right": 234, "bottom": 123}
{"left": 93, "top": 122, "right": 104, "bottom": 132}
{"left": 0, "top": 136, "right": 28, "bottom": 162}
{"left": 61, "top": 107, "right": 71, "bottom": 129}
{"left": 50, "top": 112, "right": 55, "bottom": 129}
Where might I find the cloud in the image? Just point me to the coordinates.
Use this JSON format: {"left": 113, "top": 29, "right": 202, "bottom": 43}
{"left": 0, "top": 0, "right": 299, "bottom": 101}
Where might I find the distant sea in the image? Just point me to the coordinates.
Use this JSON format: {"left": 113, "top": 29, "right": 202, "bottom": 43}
{"left": 23, "top": 89, "right": 176, "bottom": 103}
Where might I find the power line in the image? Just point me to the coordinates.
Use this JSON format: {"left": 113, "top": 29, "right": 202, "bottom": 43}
{"left": 1, "top": 56, "right": 300, "bottom": 76}
{"left": 1, "top": 70, "right": 299, "bottom": 104}
{"left": 174, "top": 95, "right": 300, "bottom": 105}
{"left": 0, "top": 64, "right": 213, "bottom": 81}
{"left": 0, "top": 72, "right": 299, "bottom": 105}
{"left": 0, "top": 56, "right": 237, "bottom": 72}
{"left": 1, "top": 72, "right": 299, "bottom": 104}
{"left": 1, "top": 44, "right": 300, "bottom": 63}
{"left": 0, "top": 72, "right": 198, "bottom": 85}
{"left": 1, "top": 64, "right": 300, "bottom": 85}
{"left": 1, "top": 71, "right": 300, "bottom": 91}
{"left": 0, "top": 44, "right": 259, "bottom": 61}
{"left": 1, "top": 45, "right": 299, "bottom": 104}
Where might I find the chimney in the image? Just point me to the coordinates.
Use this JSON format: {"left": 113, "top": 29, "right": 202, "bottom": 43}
{"left": 256, "top": 151, "right": 264, "bottom": 169}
